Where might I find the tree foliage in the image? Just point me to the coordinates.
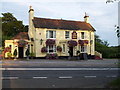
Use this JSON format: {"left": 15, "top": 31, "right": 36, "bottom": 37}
{"left": 1, "top": 12, "right": 28, "bottom": 46}
{"left": 95, "top": 34, "right": 119, "bottom": 58}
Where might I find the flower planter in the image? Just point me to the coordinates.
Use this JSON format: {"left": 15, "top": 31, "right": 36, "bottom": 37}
{"left": 78, "top": 40, "right": 88, "bottom": 45}
{"left": 57, "top": 46, "right": 62, "bottom": 52}
{"left": 41, "top": 47, "right": 48, "bottom": 53}
{"left": 46, "top": 39, "right": 56, "bottom": 45}
{"left": 18, "top": 40, "right": 28, "bottom": 47}
{"left": 67, "top": 40, "right": 77, "bottom": 47}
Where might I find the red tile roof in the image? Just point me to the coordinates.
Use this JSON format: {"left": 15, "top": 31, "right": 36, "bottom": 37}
{"left": 32, "top": 17, "right": 95, "bottom": 31}
{"left": 12, "top": 32, "right": 29, "bottom": 40}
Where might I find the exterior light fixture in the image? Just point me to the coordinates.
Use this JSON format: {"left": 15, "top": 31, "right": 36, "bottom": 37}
{"left": 40, "top": 39, "right": 43, "bottom": 45}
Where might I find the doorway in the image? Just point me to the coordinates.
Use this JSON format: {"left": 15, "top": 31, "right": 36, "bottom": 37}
{"left": 69, "top": 47, "right": 73, "bottom": 57}
{"left": 18, "top": 47, "right": 23, "bottom": 58}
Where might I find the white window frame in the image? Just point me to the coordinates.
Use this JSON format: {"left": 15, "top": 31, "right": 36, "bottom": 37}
{"left": 46, "top": 30, "right": 56, "bottom": 39}
{"left": 47, "top": 45, "right": 56, "bottom": 53}
{"left": 65, "top": 31, "right": 70, "bottom": 39}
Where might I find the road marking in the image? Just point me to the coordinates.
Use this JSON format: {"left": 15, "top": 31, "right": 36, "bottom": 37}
{"left": 59, "top": 76, "right": 72, "bottom": 79}
{"left": 106, "top": 75, "right": 117, "bottom": 78}
{"left": 0, "top": 68, "right": 120, "bottom": 71}
{"left": 33, "top": 77, "right": 47, "bottom": 79}
{"left": 84, "top": 76, "right": 96, "bottom": 78}
{"left": 1, "top": 77, "right": 19, "bottom": 79}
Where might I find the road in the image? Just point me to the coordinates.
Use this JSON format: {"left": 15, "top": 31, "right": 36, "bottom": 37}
{"left": 1, "top": 67, "right": 119, "bottom": 88}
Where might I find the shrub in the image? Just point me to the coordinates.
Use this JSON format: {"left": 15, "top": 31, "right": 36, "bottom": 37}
{"left": 7, "top": 52, "right": 12, "bottom": 58}
{"left": 30, "top": 52, "right": 35, "bottom": 57}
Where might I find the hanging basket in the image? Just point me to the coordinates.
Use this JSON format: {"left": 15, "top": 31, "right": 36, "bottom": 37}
{"left": 67, "top": 40, "right": 77, "bottom": 47}
{"left": 57, "top": 46, "right": 62, "bottom": 52}
{"left": 18, "top": 40, "right": 28, "bottom": 47}
{"left": 84, "top": 40, "right": 89, "bottom": 44}
{"left": 41, "top": 47, "right": 48, "bottom": 53}
{"left": 78, "top": 40, "right": 89, "bottom": 45}
{"left": 46, "top": 39, "right": 55, "bottom": 46}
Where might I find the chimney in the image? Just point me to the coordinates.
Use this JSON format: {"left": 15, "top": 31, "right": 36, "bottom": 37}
{"left": 84, "top": 12, "right": 89, "bottom": 23}
{"left": 28, "top": 6, "right": 34, "bottom": 38}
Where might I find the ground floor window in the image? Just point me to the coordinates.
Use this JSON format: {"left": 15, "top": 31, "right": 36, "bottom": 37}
{"left": 80, "top": 45, "right": 87, "bottom": 53}
{"left": 62, "top": 44, "right": 65, "bottom": 53}
{"left": 47, "top": 45, "right": 56, "bottom": 53}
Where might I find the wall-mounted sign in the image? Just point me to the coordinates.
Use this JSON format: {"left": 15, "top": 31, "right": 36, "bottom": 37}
{"left": 72, "top": 31, "right": 77, "bottom": 39}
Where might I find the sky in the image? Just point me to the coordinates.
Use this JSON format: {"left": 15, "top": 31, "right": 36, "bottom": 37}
{"left": 1, "top": 0, "right": 119, "bottom": 46}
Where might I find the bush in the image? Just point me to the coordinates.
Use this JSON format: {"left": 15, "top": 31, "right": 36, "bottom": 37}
{"left": 7, "top": 52, "right": 12, "bottom": 59}
{"left": 30, "top": 52, "right": 35, "bottom": 57}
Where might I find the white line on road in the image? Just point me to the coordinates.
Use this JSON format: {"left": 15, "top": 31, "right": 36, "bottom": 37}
{"left": 59, "top": 76, "right": 72, "bottom": 79}
{"left": 33, "top": 77, "right": 47, "bottom": 79}
{"left": 0, "top": 68, "right": 120, "bottom": 71}
{"left": 84, "top": 76, "right": 96, "bottom": 78}
{"left": 106, "top": 75, "right": 117, "bottom": 78}
{"left": 1, "top": 77, "right": 19, "bottom": 79}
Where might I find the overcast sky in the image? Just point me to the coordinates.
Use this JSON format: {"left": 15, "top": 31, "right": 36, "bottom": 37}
{"left": 1, "top": 0, "right": 119, "bottom": 46}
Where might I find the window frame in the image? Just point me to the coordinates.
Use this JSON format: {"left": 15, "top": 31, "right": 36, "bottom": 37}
{"left": 47, "top": 45, "right": 56, "bottom": 53}
{"left": 65, "top": 31, "right": 70, "bottom": 39}
{"left": 80, "top": 45, "right": 87, "bottom": 53}
{"left": 46, "top": 30, "right": 56, "bottom": 39}
{"left": 62, "top": 44, "right": 65, "bottom": 53}
{"left": 81, "top": 32, "right": 85, "bottom": 39}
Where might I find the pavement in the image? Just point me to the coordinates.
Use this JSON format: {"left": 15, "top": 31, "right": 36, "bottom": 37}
{"left": 1, "top": 59, "right": 119, "bottom": 68}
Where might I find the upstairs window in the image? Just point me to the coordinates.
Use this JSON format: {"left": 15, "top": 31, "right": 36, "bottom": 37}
{"left": 46, "top": 30, "right": 56, "bottom": 39}
{"left": 81, "top": 32, "right": 85, "bottom": 39}
{"left": 65, "top": 31, "right": 70, "bottom": 39}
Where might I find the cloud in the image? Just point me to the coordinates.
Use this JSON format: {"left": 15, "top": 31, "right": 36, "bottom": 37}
{"left": 2, "top": 0, "right": 106, "bottom": 3}
{"left": 1, "top": 0, "right": 118, "bottom": 46}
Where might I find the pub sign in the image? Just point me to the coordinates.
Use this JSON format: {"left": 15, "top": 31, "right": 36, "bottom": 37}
{"left": 72, "top": 31, "right": 77, "bottom": 39}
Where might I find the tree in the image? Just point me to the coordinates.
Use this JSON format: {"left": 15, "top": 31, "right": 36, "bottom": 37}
{"left": 13, "top": 49, "right": 17, "bottom": 57}
{"left": 25, "top": 49, "right": 30, "bottom": 57}
{"left": 1, "top": 12, "right": 28, "bottom": 47}
{"left": 13, "top": 49, "right": 17, "bottom": 60}
{"left": 95, "top": 34, "right": 119, "bottom": 58}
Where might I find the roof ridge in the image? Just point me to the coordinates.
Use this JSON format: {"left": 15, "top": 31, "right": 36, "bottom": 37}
{"left": 34, "top": 17, "right": 85, "bottom": 23}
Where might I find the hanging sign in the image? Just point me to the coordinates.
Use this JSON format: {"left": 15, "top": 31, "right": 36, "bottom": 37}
{"left": 72, "top": 31, "right": 77, "bottom": 39}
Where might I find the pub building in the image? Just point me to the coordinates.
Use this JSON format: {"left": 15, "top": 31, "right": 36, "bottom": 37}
{"left": 5, "top": 6, "right": 102, "bottom": 59}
